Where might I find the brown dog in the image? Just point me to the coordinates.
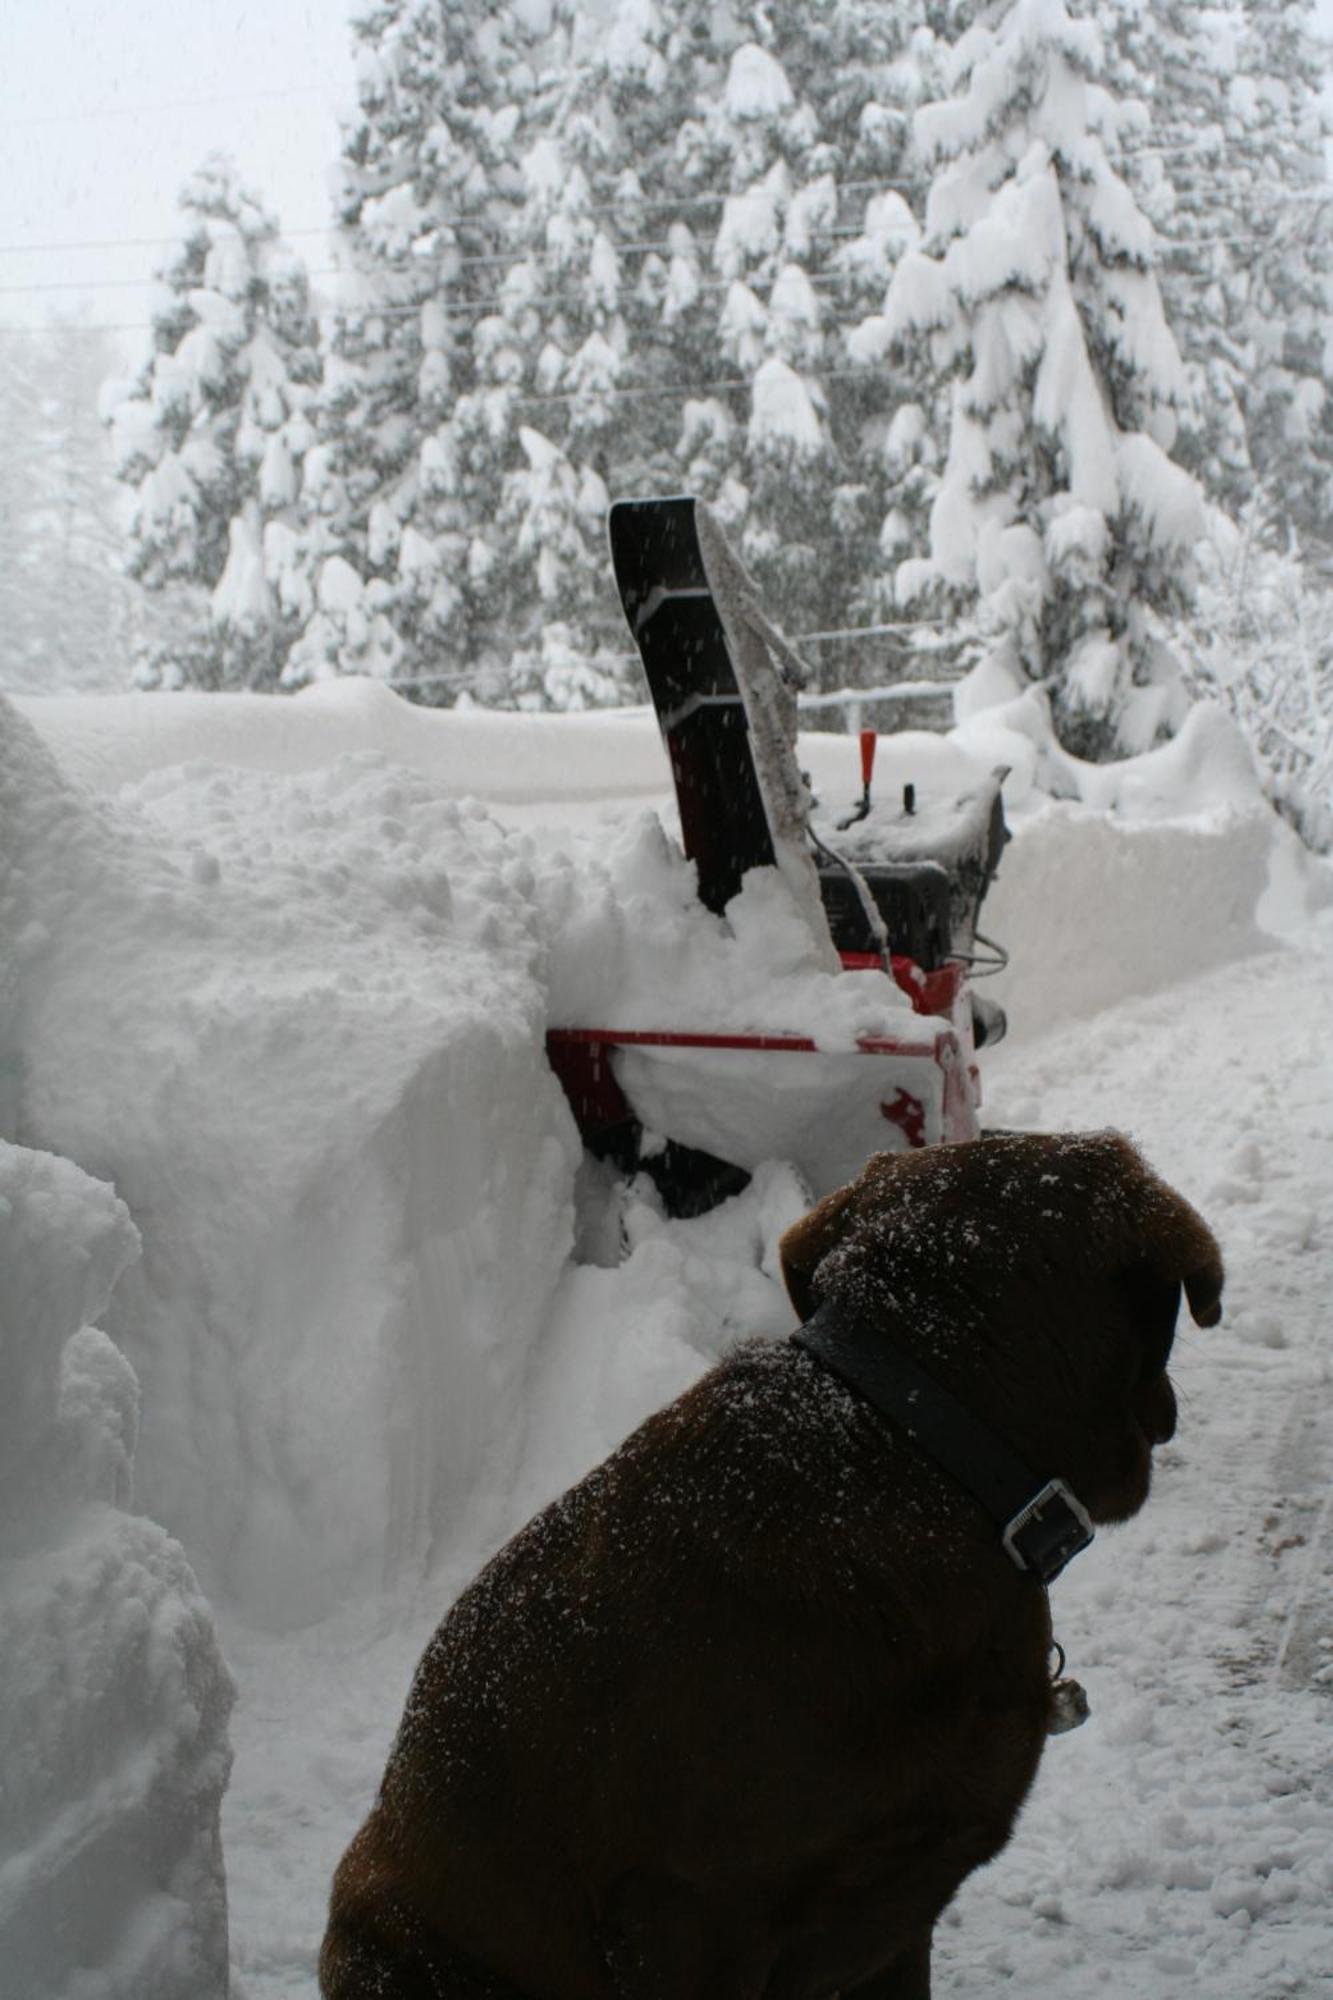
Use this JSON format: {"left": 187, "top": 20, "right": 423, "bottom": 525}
{"left": 321, "top": 1131, "right": 1223, "bottom": 1999}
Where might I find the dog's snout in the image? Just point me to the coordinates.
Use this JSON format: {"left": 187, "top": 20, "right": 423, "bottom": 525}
{"left": 1141, "top": 1375, "right": 1177, "bottom": 1446}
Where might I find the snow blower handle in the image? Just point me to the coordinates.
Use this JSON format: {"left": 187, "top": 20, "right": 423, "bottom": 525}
{"left": 836, "top": 729, "right": 879, "bottom": 831}
{"left": 859, "top": 728, "right": 877, "bottom": 817}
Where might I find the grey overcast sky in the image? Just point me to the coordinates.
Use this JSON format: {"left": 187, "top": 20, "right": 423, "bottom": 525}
{"left": 1, "top": 1, "right": 357, "bottom": 351}
{"left": 2, "top": 0, "right": 1332, "bottom": 362}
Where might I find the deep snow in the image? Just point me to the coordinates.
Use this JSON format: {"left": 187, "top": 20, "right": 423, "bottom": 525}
{"left": 3, "top": 677, "right": 1331, "bottom": 1998}
{"left": 0, "top": 1141, "right": 233, "bottom": 1999}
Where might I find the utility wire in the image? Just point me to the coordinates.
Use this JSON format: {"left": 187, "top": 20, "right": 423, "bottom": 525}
{"left": 0, "top": 227, "right": 1292, "bottom": 339}
{"left": 387, "top": 646, "right": 958, "bottom": 696}
{"left": 0, "top": 86, "right": 339, "bottom": 129}
{"left": 2, "top": 194, "right": 1323, "bottom": 300}
{"left": 0, "top": 201, "right": 1311, "bottom": 337}
{"left": 0, "top": 187, "right": 902, "bottom": 261}
{"left": 1, "top": 146, "right": 1323, "bottom": 260}
{"left": 0, "top": 225, "right": 343, "bottom": 256}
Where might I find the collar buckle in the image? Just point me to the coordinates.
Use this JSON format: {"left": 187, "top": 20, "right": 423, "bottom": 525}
{"left": 1002, "top": 1479, "right": 1095, "bottom": 1585}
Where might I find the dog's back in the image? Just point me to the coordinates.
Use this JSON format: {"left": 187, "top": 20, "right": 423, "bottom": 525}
{"left": 322, "top": 1339, "right": 1051, "bottom": 1999}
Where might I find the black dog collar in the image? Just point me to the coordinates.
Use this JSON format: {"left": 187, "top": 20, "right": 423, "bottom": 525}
{"left": 792, "top": 1301, "right": 1094, "bottom": 1586}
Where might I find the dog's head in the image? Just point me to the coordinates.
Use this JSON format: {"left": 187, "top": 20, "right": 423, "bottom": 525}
{"left": 779, "top": 1131, "right": 1223, "bottom": 1526}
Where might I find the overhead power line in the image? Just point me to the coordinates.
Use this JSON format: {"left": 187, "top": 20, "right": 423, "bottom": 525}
{"left": 2, "top": 188, "right": 1325, "bottom": 300}
{"left": 384, "top": 652, "right": 956, "bottom": 700}
{"left": 1, "top": 141, "right": 1322, "bottom": 262}
{"left": 0, "top": 224, "right": 341, "bottom": 257}
{"left": 0, "top": 85, "right": 339, "bottom": 129}
{"left": 0, "top": 218, "right": 1304, "bottom": 333}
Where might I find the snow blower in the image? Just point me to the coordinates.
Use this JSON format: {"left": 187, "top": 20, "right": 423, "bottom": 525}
{"left": 545, "top": 496, "right": 1009, "bottom": 1216}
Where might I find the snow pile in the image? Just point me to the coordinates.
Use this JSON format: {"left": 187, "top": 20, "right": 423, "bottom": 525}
{"left": 14, "top": 675, "right": 672, "bottom": 804}
{"left": 539, "top": 812, "right": 907, "bottom": 1045}
{"left": 0, "top": 1140, "right": 232, "bottom": 2000}
{"left": 535, "top": 811, "right": 927, "bottom": 1197}
{"left": 12, "top": 672, "right": 1285, "bottom": 1086}
{"left": 10, "top": 672, "right": 1285, "bottom": 1244}
{"left": 532, "top": 802, "right": 958, "bottom": 1196}
{"left": 947, "top": 674, "right": 1274, "bottom": 1038}
{"left": 516, "top": 1160, "right": 811, "bottom": 1522}
{"left": 3, "top": 680, "right": 922, "bottom": 1641}
{"left": 985, "top": 802, "right": 1270, "bottom": 1042}
{"left": 1, "top": 698, "right": 581, "bottom": 1629}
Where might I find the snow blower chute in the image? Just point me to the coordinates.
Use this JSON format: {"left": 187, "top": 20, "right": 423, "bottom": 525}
{"left": 545, "top": 496, "right": 1009, "bottom": 1216}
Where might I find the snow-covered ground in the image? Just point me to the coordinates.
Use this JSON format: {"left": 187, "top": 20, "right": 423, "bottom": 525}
{"left": 3, "top": 679, "right": 1331, "bottom": 1998}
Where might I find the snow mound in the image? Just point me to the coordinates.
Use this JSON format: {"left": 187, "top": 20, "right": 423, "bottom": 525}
{"left": 0, "top": 1139, "right": 232, "bottom": 2000}
{"left": 538, "top": 812, "right": 910, "bottom": 1047}
{"left": 14, "top": 676, "right": 672, "bottom": 804}
{"left": 986, "top": 803, "right": 1270, "bottom": 1041}
{"left": 941, "top": 669, "right": 1274, "bottom": 1038}
{"left": 1, "top": 698, "right": 580, "bottom": 1627}
{"left": 516, "top": 1159, "right": 810, "bottom": 1523}
{"left": 5, "top": 678, "right": 1286, "bottom": 1630}
{"left": 536, "top": 815, "right": 927, "bottom": 1196}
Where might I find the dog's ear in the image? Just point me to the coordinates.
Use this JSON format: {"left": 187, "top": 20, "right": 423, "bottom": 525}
{"left": 1182, "top": 1253, "right": 1224, "bottom": 1328}
{"left": 779, "top": 1183, "right": 857, "bottom": 1320}
{"left": 1127, "top": 1160, "right": 1225, "bottom": 1329}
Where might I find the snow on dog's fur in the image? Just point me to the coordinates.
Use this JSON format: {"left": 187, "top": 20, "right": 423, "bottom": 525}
{"left": 321, "top": 1132, "right": 1222, "bottom": 2000}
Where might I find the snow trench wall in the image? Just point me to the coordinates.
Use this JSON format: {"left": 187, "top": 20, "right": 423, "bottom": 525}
{"left": 983, "top": 802, "right": 1272, "bottom": 1043}
{"left": 5, "top": 687, "right": 1277, "bottom": 1624}
{"left": 0, "top": 1140, "right": 233, "bottom": 2000}
{"left": 15, "top": 676, "right": 673, "bottom": 804}
{"left": 1, "top": 701, "right": 581, "bottom": 1629}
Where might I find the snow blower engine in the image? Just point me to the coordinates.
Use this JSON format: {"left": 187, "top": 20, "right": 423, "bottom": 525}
{"left": 546, "top": 495, "right": 1009, "bottom": 1217}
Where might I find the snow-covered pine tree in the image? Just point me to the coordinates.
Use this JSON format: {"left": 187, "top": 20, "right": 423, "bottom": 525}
{"left": 872, "top": 0, "right": 1206, "bottom": 761}
{"left": 602, "top": 0, "right": 729, "bottom": 497}
{"left": 481, "top": 1, "right": 644, "bottom": 708}
{"left": 456, "top": 0, "right": 819, "bottom": 710}
{"left": 1107, "top": 0, "right": 1333, "bottom": 553}
{"left": 681, "top": 0, "right": 935, "bottom": 680}
{"left": 292, "top": 0, "right": 958, "bottom": 711}
{"left": 111, "top": 156, "right": 320, "bottom": 690}
{"left": 414, "top": 0, "right": 735, "bottom": 708}
{"left": 1217, "top": 0, "right": 1333, "bottom": 558}
{"left": 815, "top": 1, "right": 955, "bottom": 659}
{"left": 1101, "top": 0, "right": 1253, "bottom": 517}
{"left": 1187, "top": 501, "right": 1333, "bottom": 851}
{"left": 285, "top": 0, "right": 546, "bottom": 698}
{"left": 0, "top": 322, "right": 138, "bottom": 692}
{"left": 700, "top": 29, "right": 843, "bottom": 638}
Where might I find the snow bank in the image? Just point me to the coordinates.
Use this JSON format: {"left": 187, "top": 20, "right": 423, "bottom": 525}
{"left": 15, "top": 675, "right": 671, "bottom": 804}
{"left": 515, "top": 1160, "right": 811, "bottom": 1522}
{"left": 539, "top": 813, "right": 910, "bottom": 1046}
{"left": 536, "top": 813, "right": 932, "bottom": 1196}
{"left": 0, "top": 1140, "right": 232, "bottom": 2000}
{"left": 5, "top": 677, "right": 1283, "bottom": 1636}
{"left": 18, "top": 684, "right": 1279, "bottom": 1041}
{"left": 1, "top": 698, "right": 581, "bottom": 1628}
{"left": 1, "top": 684, "right": 920, "bottom": 1641}
{"left": 948, "top": 675, "right": 1273, "bottom": 1038}
{"left": 985, "top": 803, "right": 1271, "bottom": 1042}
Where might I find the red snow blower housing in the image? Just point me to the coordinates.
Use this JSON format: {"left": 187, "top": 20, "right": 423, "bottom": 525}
{"left": 545, "top": 496, "right": 1009, "bottom": 1217}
